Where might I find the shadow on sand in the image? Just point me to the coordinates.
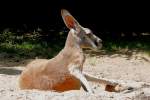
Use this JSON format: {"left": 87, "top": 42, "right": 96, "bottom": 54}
{"left": 0, "top": 67, "right": 22, "bottom": 75}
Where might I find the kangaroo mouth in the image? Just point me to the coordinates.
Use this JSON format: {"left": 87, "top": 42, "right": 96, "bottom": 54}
{"left": 90, "top": 44, "right": 102, "bottom": 52}
{"left": 92, "top": 40, "right": 102, "bottom": 51}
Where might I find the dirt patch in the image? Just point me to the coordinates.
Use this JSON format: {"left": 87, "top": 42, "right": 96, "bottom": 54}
{"left": 0, "top": 52, "right": 150, "bottom": 100}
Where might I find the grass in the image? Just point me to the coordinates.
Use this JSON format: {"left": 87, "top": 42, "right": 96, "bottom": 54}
{"left": 0, "top": 42, "right": 62, "bottom": 58}
{"left": 0, "top": 31, "right": 150, "bottom": 61}
{"left": 0, "top": 31, "right": 65, "bottom": 59}
{"left": 102, "top": 36, "right": 150, "bottom": 55}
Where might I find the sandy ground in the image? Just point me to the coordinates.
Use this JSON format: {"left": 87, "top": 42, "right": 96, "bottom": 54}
{"left": 0, "top": 52, "right": 150, "bottom": 100}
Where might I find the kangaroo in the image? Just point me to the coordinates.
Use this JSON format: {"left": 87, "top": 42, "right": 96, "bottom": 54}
{"left": 19, "top": 9, "right": 122, "bottom": 93}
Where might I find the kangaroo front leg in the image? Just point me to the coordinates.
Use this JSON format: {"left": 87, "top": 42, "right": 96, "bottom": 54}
{"left": 69, "top": 66, "right": 93, "bottom": 93}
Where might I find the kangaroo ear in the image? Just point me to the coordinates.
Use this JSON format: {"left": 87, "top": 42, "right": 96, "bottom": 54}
{"left": 61, "top": 9, "right": 79, "bottom": 30}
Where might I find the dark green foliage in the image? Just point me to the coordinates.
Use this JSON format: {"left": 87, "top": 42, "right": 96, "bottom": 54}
{"left": 0, "top": 30, "right": 67, "bottom": 59}
{"left": 102, "top": 33, "right": 150, "bottom": 55}
{"left": 0, "top": 29, "right": 150, "bottom": 60}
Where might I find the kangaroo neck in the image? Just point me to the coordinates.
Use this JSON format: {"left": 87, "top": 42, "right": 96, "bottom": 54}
{"left": 52, "top": 29, "right": 85, "bottom": 68}
{"left": 64, "top": 29, "right": 82, "bottom": 52}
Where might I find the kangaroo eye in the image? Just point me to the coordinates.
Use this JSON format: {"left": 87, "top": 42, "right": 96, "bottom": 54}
{"left": 86, "top": 33, "right": 92, "bottom": 38}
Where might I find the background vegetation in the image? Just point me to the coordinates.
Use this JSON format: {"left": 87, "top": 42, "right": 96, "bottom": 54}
{"left": 0, "top": 27, "right": 149, "bottom": 60}
{"left": 0, "top": 1, "right": 149, "bottom": 60}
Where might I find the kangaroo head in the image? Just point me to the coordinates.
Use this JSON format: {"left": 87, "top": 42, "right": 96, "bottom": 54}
{"left": 61, "top": 9, "right": 102, "bottom": 51}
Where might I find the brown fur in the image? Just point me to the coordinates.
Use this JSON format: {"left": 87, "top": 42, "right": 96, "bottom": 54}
{"left": 19, "top": 29, "right": 86, "bottom": 92}
{"left": 19, "top": 9, "right": 121, "bottom": 93}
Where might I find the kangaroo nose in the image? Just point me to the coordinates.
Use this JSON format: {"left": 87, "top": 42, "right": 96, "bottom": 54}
{"left": 94, "top": 39, "right": 102, "bottom": 47}
{"left": 96, "top": 39, "right": 102, "bottom": 49}
{"left": 98, "top": 39, "right": 102, "bottom": 43}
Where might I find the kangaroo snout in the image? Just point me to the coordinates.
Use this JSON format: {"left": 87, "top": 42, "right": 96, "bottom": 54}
{"left": 95, "top": 38, "right": 102, "bottom": 49}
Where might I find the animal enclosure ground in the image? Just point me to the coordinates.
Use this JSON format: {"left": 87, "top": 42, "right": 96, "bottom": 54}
{"left": 0, "top": 52, "right": 150, "bottom": 100}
